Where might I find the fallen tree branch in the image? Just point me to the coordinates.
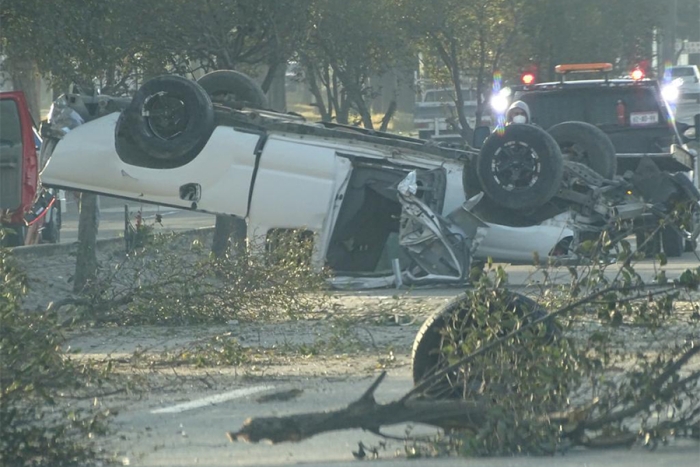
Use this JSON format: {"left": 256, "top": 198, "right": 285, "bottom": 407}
{"left": 226, "top": 282, "right": 695, "bottom": 446}
{"left": 582, "top": 346, "right": 700, "bottom": 431}
{"left": 403, "top": 284, "right": 671, "bottom": 401}
{"left": 226, "top": 371, "right": 488, "bottom": 444}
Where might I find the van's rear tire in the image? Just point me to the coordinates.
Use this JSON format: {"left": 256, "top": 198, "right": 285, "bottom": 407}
{"left": 477, "top": 124, "right": 563, "bottom": 211}
{"left": 115, "top": 75, "right": 215, "bottom": 168}
{"left": 548, "top": 121, "right": 617, "bottom": 179}
{"left": 197, "top": 70, "right": 268, "bottom": 109}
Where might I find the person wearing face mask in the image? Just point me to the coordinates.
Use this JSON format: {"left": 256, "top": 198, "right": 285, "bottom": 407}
{"left": 505, "top": 100, "right": 531, "bottom": 125}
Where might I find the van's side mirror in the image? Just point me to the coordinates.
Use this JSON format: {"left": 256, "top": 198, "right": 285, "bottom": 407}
{"left": 472, "top": 126, "right": 490, "bottom": 149}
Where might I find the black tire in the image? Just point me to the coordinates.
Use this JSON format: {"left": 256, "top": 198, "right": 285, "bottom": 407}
{"left": 547, "top": 121, "right": 617, "bottom": 179}
{"left": 477, "top": 124, "right": 564, "bottom": 211}
{"left": 115, "top": 75, "right": 215, "bottom": 168}
{"left": 661, "top": 225, "right": 684, "bottom": 257}
{"left": 411, "top": 291, "right": 555, "bottom": 397}
{"left": 196, "top": 70, "right": 268, "bottom": 109}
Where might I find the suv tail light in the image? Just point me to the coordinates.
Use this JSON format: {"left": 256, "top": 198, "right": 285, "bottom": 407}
{"left": 631, "top": 68, "right": 645, "bottom": 81}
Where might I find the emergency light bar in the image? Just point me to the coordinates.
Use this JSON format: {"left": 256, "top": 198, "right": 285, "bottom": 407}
{"left": 554, "top": 63, "right": 613, "bottom": 74}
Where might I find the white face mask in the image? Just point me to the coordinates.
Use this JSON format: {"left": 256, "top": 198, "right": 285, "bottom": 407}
{"left": 512, "top": 115, "right": 527, "bottom": 124}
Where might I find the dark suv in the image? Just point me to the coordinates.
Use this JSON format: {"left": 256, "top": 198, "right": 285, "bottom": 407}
{"left": 511, "top": 66, "right": 697, "bottom": 175}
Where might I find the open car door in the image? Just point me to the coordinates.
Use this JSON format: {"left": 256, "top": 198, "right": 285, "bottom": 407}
{"left": 1, "top": 91, "right": 39, "bottom": 245}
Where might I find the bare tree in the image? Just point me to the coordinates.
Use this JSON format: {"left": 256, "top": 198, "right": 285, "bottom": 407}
{"left": 298, "top": 0, "right": 415, "bottom": 128}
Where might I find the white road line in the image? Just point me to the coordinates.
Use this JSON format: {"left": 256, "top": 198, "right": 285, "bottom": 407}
{"left": 151, "top": 385, "right": 274, "bottom": 414}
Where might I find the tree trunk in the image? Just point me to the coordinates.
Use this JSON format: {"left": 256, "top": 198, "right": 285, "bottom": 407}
{"left": 8, "top": 59, "right": 41, "bottom": 121}
{"left": 73, "top": 193, "right": 99, "bottom": 293}
{"left": 378, "top": 100, "right": 397, "bottom": 132}
{"left": 266, "top": 65, "right": 287, "bottom": 112}
{"left": 211, "top": 215, "right": 247, "bottom": 258}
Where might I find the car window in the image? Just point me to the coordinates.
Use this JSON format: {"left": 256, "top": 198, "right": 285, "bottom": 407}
{"left": 515, "top": 86, "right": 664, "bottom": 129}
{"left": 0, "top": 99, "right": 23, "bottom": 149}
{"left": 670, "top": 67, "right": 695, "bottom": 78}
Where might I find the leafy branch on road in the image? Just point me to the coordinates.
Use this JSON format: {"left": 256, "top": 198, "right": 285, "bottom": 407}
{"left": 54, "top": 229, "right": 330, "bottom": 326}
{"left": 227, "top": 247, "right": 700, "bottom": 456}
{"left": 1, "top": 246, "right": 116, "bottom": 466}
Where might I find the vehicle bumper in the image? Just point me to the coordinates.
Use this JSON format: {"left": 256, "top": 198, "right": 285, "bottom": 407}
{"left": 617, "top": 144, "right": 695, "bottom": 173}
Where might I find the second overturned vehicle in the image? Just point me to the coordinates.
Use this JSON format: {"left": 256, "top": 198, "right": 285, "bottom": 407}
{"left": 40, "top": 71, "right": 699, "bottom": 286}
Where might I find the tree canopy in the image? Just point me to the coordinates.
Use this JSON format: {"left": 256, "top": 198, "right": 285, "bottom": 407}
{"left": 0, "top": 0, "right": 693, "bottom": 127}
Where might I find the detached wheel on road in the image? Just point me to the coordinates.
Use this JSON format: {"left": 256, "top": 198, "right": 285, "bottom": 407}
{"left": 115, "top": 75, "right": 215, "bottom": 168}
{"left": 547, "top": 121, "right": 617, "bottom": 179}
{"left": 411, "top": 291, "right": 557, "bottom": 398}
{"left": 197, "top": 70, "right": 268, "bottom": 109}
{"left": 477, "top": 124, "right": 563, "bottom": 211}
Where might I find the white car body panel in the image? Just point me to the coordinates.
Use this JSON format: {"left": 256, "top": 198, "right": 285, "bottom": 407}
{"left": 41, "top": 110, "right": 572, "bottom": 285}
{"left": 41, "top": 113, "right": 259, "bottom": 218}
{"left": 475, "top": 221, "right": 572, "bottom": 263}
{"left": 248, "top": 136, "right": 350, "bottom": 233}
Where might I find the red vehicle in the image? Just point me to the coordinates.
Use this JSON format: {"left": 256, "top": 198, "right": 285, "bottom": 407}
{"left": 0, "top": 90, "right": 60, "bottom": 246}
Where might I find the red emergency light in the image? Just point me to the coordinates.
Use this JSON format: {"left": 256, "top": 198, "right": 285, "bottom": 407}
{"left": 631, "top": 68, "right": 645, "bottom": 81}
{"left": 521, "top": 73, "right": 536, "bottom": 85}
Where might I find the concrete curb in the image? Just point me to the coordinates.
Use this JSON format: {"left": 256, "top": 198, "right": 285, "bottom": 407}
{"left": 11, "top": 227, "right": 216, "bottom": 258}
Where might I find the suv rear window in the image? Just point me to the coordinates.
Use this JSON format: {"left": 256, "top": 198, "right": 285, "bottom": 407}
{"left": 670, "top": 67, "right": 696, "bottom": 78}
{"left": 514, "top": 86, "right": 665, "bottom": 130}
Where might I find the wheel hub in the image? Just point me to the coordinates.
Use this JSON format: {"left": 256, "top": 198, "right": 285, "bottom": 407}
{"left": 491, "top": 141, "right": 541, "bottom": 191}
{"left": 143, "top": 92, "right": 188, "bottom": 140}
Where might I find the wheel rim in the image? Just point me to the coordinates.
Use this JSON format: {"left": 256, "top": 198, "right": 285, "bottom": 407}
{"left": 142, "top": 92, "right": 188, "bottom": 140}
{"left": 491, "top": 141, "right": 541, "bottom": 191}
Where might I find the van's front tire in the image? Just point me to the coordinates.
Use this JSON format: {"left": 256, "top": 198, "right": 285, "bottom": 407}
{"left": 115, "top": 75, "right": 215, "bottom": 168}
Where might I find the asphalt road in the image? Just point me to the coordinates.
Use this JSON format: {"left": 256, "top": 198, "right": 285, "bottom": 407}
{"left": 78, "top": 252, "right": 700, "bottom": 466}
{"left": 674, "top": 97, "right": 699, "bottom": 126}
{"left": 105, "top": 369, "right": 700, "bottom": 467}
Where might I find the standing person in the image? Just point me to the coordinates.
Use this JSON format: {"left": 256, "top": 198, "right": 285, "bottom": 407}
{"left": 505, "top": 100, "right": 531, "bottom": 124}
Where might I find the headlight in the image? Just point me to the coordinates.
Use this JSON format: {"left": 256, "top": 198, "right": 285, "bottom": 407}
{"left": 490, "top": 89, "right": 511, "bottom": 113}
{"left": 47, "top": 95, "right": 85, "bottom": 136}
{"left": 662, "top": 84, "right": 680, "bottom": 103}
